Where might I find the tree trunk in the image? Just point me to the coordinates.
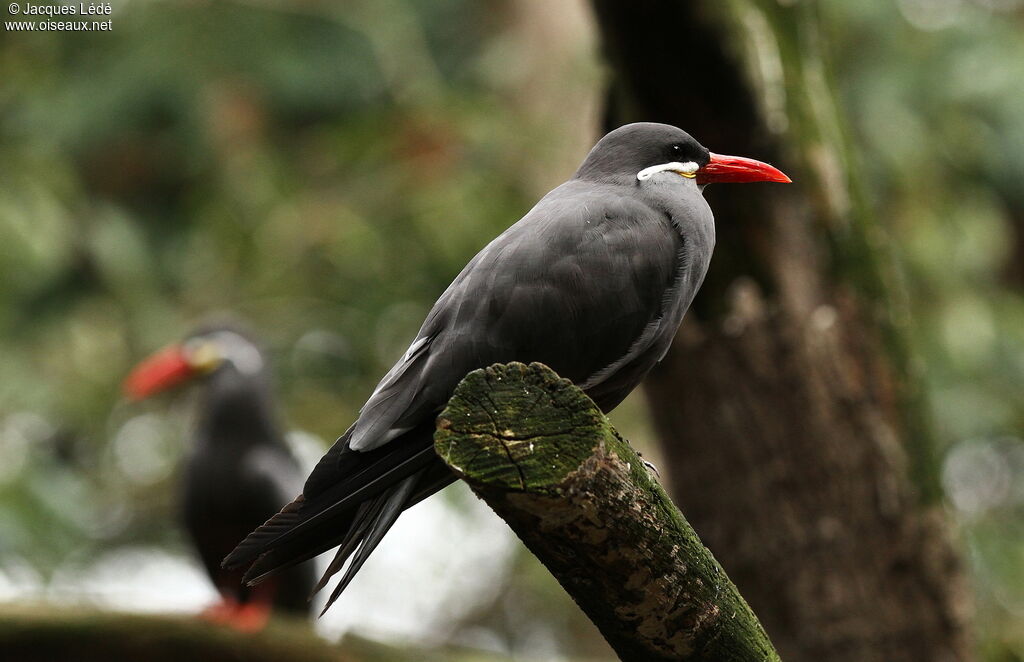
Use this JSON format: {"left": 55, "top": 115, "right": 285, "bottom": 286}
{"left": 435, "top": 362, "right": 781, "bottom": 662}
{"left": 590, "top": 2, "right": 972, "bottom": 661}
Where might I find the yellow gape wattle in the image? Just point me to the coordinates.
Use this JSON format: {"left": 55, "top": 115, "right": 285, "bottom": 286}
{"left": 188, "top": 342, "right": 223, "bottom": 374}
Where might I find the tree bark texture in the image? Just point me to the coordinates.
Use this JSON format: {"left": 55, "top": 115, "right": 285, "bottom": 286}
{"left": 590, "top": 2, "right": 972, "bottom": 662}
{"left": 435, "top": 362, "right": 781, "bottom": 662}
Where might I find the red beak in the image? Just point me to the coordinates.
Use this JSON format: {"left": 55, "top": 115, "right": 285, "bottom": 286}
{"left": 696, "top": 152, "right": 791, "bottom": 185}
{"left": 123, "top": 345, "right": 194, "bottom": 400}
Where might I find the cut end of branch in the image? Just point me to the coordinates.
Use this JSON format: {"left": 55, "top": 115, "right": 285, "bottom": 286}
{"left": 435, "top": 362, "right": 607, "bottom": 493}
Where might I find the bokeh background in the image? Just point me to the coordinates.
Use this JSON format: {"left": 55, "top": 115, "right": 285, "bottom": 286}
{"left": 1, "top": 0, "right": 1022, "bottom": 659}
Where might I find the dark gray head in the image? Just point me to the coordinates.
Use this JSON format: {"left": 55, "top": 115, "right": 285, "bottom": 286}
{"left": 574, "top": 123, "right": 710, "bottom": 184}
{"left": 574, "top": 122, "right": 791, "bottom": 187}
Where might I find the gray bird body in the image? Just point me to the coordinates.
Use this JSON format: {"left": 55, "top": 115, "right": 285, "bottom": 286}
{"left": 351, "top": 171, "right": 714, "bottom": 453}
{"left": 180, "top": 334, "right": 317, "bottom": 614}
{"left": 225, "top": 123, "right": 726, "bottom": 609}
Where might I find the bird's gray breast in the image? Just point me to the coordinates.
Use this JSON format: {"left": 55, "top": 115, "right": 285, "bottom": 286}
{"left": 647, "top": 180, "right": 716, "bottom": 333}
{"left": 579, "top": 180, "right": 715, "bottom": 408}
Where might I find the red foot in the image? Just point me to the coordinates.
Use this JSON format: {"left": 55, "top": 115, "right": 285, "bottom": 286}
{"left": 199, "top": 598, "right": 271, "bottom": 633}
{"left": 230, "top": 602, "right": 271, "bottom": 633}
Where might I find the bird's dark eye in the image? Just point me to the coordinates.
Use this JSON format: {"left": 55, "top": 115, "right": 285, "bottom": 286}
{"left": 670, "top": 144, "right": 684, "bottom": 157}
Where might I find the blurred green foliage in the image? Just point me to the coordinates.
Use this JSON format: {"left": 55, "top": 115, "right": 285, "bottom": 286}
{"left": 1, "top": 0, "right": 1023, "bottom": 659}
{"left": 824, "top": 1, "right": 1024, "bottom": 657}
{"left": 0, "top": 0, "right": 610, "bottom": 656}
{"left": 1, "top": 0, "right": 551, "bottom": 557}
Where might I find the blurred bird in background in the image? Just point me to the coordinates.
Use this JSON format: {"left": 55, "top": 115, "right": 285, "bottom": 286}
{"left": 124, "top": 322, "right": 316, "bottom": 631}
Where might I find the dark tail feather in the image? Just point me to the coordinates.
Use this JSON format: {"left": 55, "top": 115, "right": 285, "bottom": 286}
{"left": 237, "top": 463, "right": 425, "bottom": 586}
{"left": 311, "top": 495, "right": 386, "bottom": 596}
{"left": 309, "top": 465, "right": 458, "bottom": 593}
{"left": 319, "top": 472, "right": 419, "bottom": 615}
{"left": 240, "top": 465, "right": 455, "bottom": 590}
{"left": 223, "top": 421, "right": 460, "bottom": 610}
{"left": 222, "top": 496, "right": 307, "bottom": 570}
{"left": 223, "top": 426, "right": 359, "bottom": 572}
{"left": 243, "top": 531, "right": 346, "bottom": 587}
{"left": 224, "top": 441, "right": 437, "bottom": 573}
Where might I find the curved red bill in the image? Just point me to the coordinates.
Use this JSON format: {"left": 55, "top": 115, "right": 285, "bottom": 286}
{"left": 123, "top": 345, "right": 194, "bottom": 400}
{"left": 696, "top": 152, "right": 791, "bottom": 185}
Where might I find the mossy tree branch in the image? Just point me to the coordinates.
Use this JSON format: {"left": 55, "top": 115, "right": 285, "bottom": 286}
{"left": 435, "top": 362, "right": 781, "bottom": 662}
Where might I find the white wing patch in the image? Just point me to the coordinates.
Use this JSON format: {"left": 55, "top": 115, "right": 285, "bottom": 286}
{"left": 349, "top": 334, "right": 434, "bottom": 452}
{"left": 364, "top": 335, "right": 431, "bottom": 404}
